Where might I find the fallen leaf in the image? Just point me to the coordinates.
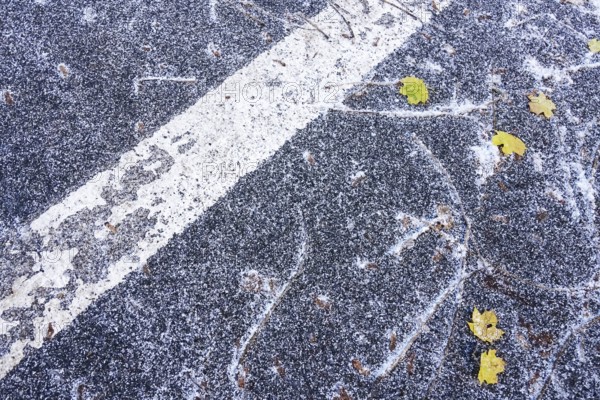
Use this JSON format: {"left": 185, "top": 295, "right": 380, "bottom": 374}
{"left": 528, "top": 92, "right": 556, "bottom": 119}
{"left": 77, "top": 384, "right": 86, "bottom": 400}
{"left": 491, "top": 131, "right": 527, "bottom": 156}
{"left": 58, "top": 63, "right": 70, "bottom": 78}
{"left": 468, "top": 308, "right": 505, "bottom": 343}
{"left": 237, "top": 367, "right": 248, "bottom": 389}
{"left": 104, "top": 222, "right": 118, "bottom": 234}
{"left": 334, "top": 387, "right": 352, "bottom": 400}
{"left": 406, "top": 352, "right": 416, "bottom": 375}
{"left": 314, "top": 295, "right": 332, "bottom": 310}
{"left": 399, "top": 76, "right": 429, "bottom": 105}
{"left": 365, "top": 262, "right": 378, "bottom": 270}
{"left": 273, "top": 356, "right": 286, "bottom": 378}
{"left": 45, "top": 322, "right": 55, "bottom": 340}
{"left": 4, "top": 91, "right": 14, "bottom": 106}
{"left": 478, "top": 350, "right": 506, "bottom": 385}
{"left": 491, "top": 215, "right": 509, "bottom": 224}
{"left": 351, "top": 359, "right": 370, "bottom": 376}
{"left": 240, "top": 270, "right": 264, "bottom": 293}
{"left": 389, "top": 331, "right": 397, "bottom": 351}
{"left": 303, "top": 151, "right": 316, "bottom": 165}
{"left": 589, "top": 38, "right": 600, "bottom": 54}
{"left": 351, "top": 171, "right": 367, "bottom": 187}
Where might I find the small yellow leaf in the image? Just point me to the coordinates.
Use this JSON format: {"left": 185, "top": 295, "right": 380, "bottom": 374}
{"left": 528, "top": 92, "right": 556, "bottom": 119}
{"left": 491, "top": 131, "right": 527, "bottom": 156}
{"left": 589, "top": 38, "right": 600, "bottom": 54}
{"left": 478, "top": 350, "right": 506, "bottom": 385}
{"left": 468, "top": 308, "right": 505, "bottom": 343}
{"left": 399, "top": 76, "right": 429, "bottom": 105}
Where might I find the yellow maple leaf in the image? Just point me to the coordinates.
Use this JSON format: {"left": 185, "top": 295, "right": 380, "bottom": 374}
{"left": 468, "top": 308, "right": 504, "bottom": 343}
{"left": 491, "top": 131, "right": 527, "bottom": 156}
{"left": 528, "top": 92, "right": 556, "bottom": 119}
{"left": 589, "top": 39, "right": 600, "bottom": 54}
{"left": 478, "top": 350, "right": 506, "bottom": 385}
{"left": 399, "top": 77, "right": 429, "bottom": 105}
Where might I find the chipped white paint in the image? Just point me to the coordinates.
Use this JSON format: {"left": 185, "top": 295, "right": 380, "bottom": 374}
{"left": 0, "top": 249, "right": 78, "bottom": 336}
{"left": 0, "top": 247, "right": 77, "bottom": 374}
{"left": 0, "top": 0, "right": 452, "bottom": 379}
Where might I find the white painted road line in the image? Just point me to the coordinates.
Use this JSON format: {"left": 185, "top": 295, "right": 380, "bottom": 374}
{"left": 0, "top": 0, "right": 451, "bottom": 379}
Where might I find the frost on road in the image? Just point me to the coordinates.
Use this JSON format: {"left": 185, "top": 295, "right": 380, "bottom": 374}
{"left": 1, "top": 0, "right": 600, "bottom": 399}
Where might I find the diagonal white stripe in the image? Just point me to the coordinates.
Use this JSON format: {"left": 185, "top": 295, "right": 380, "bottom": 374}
{"left": 0, "top": 0, "right": 451, "bottom": 379}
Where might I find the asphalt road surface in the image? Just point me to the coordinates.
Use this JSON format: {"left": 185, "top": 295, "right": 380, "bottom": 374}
{"left": 1, "top": 0, "right": 600, "bottom": 399}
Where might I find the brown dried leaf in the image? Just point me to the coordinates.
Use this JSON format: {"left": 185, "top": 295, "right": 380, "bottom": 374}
{"left": 352, "top": 359, "right": 370, "bottom": 376}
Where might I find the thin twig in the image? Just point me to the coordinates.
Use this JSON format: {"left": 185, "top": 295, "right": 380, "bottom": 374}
{"left": 240, "top": 9, "right": 266, "bottom": 27}
{"left": 381, "top": 0, "right": 419, "bottom": 21}
{"left": 330, "top": 2, "right": 354, "bottom": 39}
{"left": 224, "top": 0, "right": 307, "bottom": 31}
{"left": 298, "top": 13, "right": 330, "bottom": 40}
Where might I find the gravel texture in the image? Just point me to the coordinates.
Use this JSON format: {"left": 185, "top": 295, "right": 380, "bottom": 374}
{"left": 1, "top": 0, "right": 600, "bottom": 398}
